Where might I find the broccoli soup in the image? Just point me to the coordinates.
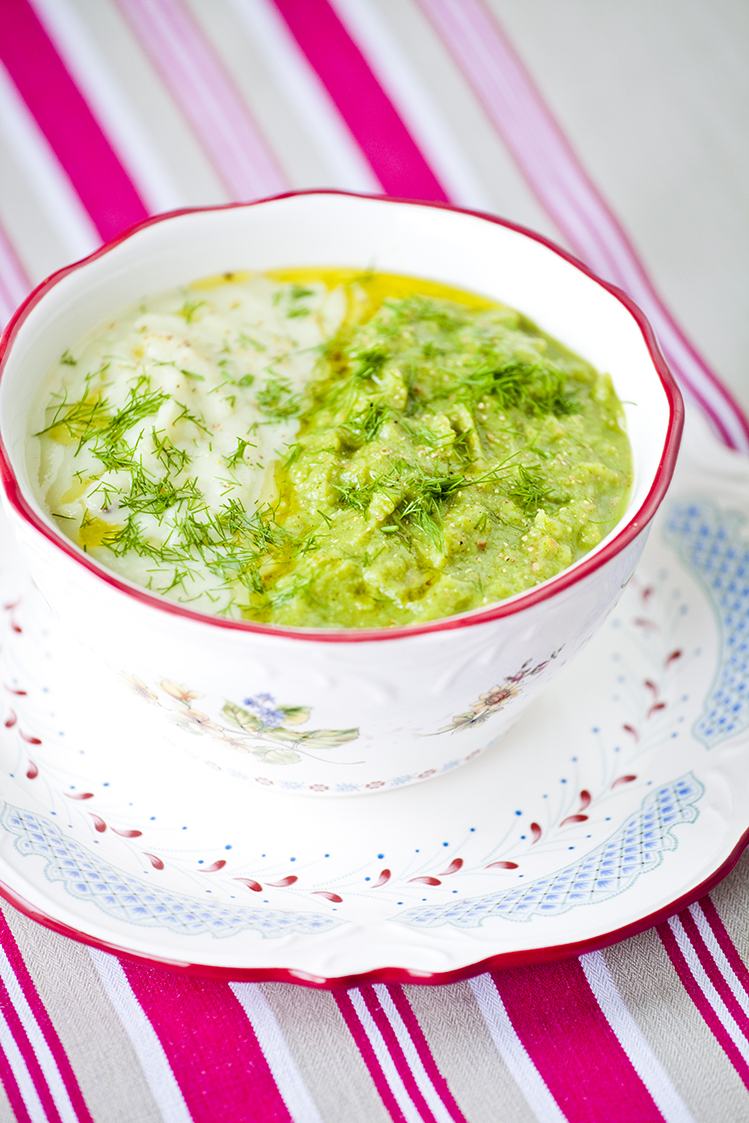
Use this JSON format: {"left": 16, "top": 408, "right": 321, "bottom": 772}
{"left": 31, "top": 269, "right": 632, "bottom": 627}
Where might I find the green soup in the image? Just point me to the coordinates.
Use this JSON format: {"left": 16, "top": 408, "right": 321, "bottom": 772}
{"left": 33, "top": 270, "right": 632, "bottom": 627}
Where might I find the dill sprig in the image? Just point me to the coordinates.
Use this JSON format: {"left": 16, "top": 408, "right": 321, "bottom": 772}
{"left": 152, "top": 428, "right": 191, "bottom": 474}
{"left": 256, "top": 377, "right": 303, "bottom": 420}
{"left": 106, "top": 378, "right": 170, "bottom": 441}
{"left": 507, "top": 466, "right": 569, "bottom": 516}
{"left": 224, "top": 435, "right": 256, "bottom": 469}
{"left": 36, "top": 387, "right": 110, "bottom": 443}
{"left": 340, "top": 401, "right": 389, "bottom": 447}
{"left": 179, "top": 299, "right": 206, "bottom": 323}
{"left": 455, "top": 359, "right": 577, "bottom": 417}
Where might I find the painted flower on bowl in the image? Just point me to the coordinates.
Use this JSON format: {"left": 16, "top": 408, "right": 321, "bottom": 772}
{"left": 439, "top": 648, "right": 563, "bottom": 733}
{"left": 126, "top": 676, "right": 361, "bottom": 767}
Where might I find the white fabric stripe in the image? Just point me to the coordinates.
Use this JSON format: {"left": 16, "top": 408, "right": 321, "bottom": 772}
{"left": 117, "top": 0, "right": 286, "bottom": 200}
{"left": 689, "top": 904, "right": 749, "bottom": 1020}
{"left": 347, "top": 989, "right": 425, "bottom": 1123}
{"left": 229, "top": 983, "right": 323, "bottom": 1123}
{"left": 423, "top": 0, "right": 749, "bottom": 451}
{"left": 424, "top": 2, "right": 648, "bottom": 284}
{"left": 0, "top": 228, "right": 29, "bottom": 306}
{"left": 469, "top": 975, "right": 567, "bottom": 1123}
{"left": 329, "top": 0, "right": 491, "bottom": 210}
{"left": 0, "top": 945, "right": 79, "bottom": 1123}
{"left": 0, "top": 235, "right": 29, "bottom": 326}
{"left": 580, "top": 951, "right": 695, "bottom": 1123}
{"left": 28, "top": 0, "right": 184, "bottom": 214}
{"left": 668, "top": 916, "right": 749, "bottom": 1064}
{"left": 227, "top": 0, "right": 380, "bottom": 194}
{"left": 88, "top": 949, "right": 192, "bottom": 1123}
{"left": 370, "top": 985, "right": 456, "bottom": 1123}
{"left": 0, "top": 1002, "right": 48, "bottom": 1123}
{"left": 0, "top": 61, "right": 99, "bottom": 262}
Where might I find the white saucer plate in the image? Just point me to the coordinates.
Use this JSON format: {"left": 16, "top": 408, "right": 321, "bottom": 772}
{"left": 0, "top": 410, "right": 747, "bottom": 986}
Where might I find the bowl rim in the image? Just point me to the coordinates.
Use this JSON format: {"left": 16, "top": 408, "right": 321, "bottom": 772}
{"left": 0, "top": 189, "right": 684, "bottom": 644}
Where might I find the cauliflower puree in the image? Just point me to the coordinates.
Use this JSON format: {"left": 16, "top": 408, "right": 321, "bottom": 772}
{"left": 31, "top": 269, "right": 632, "bottom": 627}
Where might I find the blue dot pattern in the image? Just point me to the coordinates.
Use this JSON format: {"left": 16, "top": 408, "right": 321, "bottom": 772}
{"left": 396, "top": 775, "right": 702, "bottom": 928}
{"left": 667, "top": 501, "right": 749, "bottom": 748}
{"left": 1, "top": 805, "right": 340, "bottom": 939}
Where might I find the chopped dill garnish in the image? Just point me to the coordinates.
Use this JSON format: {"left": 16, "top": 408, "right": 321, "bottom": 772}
{"left": 36, "top": 278, "right": 630, "bottom": 627}
{"left": 507, "top": 466, "right": 568, "bottom": 516}
{"left": 340, "top": 401, "right": 389, "bottom": 446}
{"left": 256, "top": 377, "right": 303, "bottom": 420}
{"left": 224, "top": 436, "right": 255, "bottom": 469}
{"left": 179, "top": 299, "right": 206, "bottom": 323}
{"left": 172, "top": 400, "right": 210, "bottom": 434}
{"left": 107, "top": 378, "right": 170, "bottom": 441}
{"left": 152, "top": 428, "right": 190, "bottom": 474}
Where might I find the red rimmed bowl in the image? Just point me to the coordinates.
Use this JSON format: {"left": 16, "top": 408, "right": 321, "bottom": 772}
{"left": 0, "top": 191, "right": 683, "bottom": 795}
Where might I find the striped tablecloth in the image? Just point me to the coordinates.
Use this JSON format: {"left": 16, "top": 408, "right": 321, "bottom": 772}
{"left": 1, "top": 2, "right": 749, "bottom": 1120}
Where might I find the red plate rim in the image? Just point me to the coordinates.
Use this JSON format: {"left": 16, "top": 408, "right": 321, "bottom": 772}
{"left": 0, "top": 189, "right": 684, "bottom": 644}
{"left": 0, "top": 824, "right": 745, "bottom": 989}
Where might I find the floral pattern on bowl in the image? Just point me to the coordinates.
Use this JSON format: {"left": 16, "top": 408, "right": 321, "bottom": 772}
{"left": 125, "top": 677, "right": 361, "bottom": 768}
{"left": 438, "top": 649, "right": 563, "bottom": 733}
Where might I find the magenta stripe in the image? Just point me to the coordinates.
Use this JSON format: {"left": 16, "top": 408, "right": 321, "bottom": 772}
{"left": 334, "top": 990, "right": 408, "bottom": 1123}
{"left": 0, "top": 0, "right": 148, "bottom": 242}
{"left": 421, "top": 0, "right": 749, "bottom": 451}
{"left": 116, "top": 0, "right": 286, "bottom": 201}
{"left": 385, "top": 985, "right": 469, "bottom": 1123}
{"left": 359, "top": 985, "right": 439, "bottom": 1123}
{"left": 122, "top": 963, "right": 293, "bottom": 1123}
{"left": 678, "top": 907, "right": 749, "bottom": 1045}
{"left": 0, "top": 1036, "right": 32, "bottom": 1123}
{"left": 658, "top": 920, "right": 749, "bottom": 1087}
{"left": 0, "top": 911, "right": 93, "bottom": 1123}
{"left": 699, "top": 897, "right": 749, "bottom": 997}
{"left": 0, "top": 969, "right": 63, "bottom": 1123}
{"left": 273, "top": 0, "right": 448, "bottom": 202}
{"left": 491, "top": 962, "right": 663, "bottom": 1122}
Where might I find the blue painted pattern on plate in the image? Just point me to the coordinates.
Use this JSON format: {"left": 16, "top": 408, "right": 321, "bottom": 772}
{"left": 667, "top": 501, "right": 749, "bottom": 748}
{"left": 396, "top": 775, "right": 702, "bottom": 928}
{"left": 1, "top": 805, "right": 341, "bottom": 939}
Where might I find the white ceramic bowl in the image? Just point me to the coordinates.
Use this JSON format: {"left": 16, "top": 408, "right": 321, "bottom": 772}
{"left": 0, "top": 192, "right": 683, "bottom": 795}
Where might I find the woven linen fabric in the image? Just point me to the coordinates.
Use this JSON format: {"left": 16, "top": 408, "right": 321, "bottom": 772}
{"left": 0, "top": 1, "right": 748, "bottom": 1120}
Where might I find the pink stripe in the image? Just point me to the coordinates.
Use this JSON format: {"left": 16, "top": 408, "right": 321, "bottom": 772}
{"left": 359, "top": 985, "right": 439, "bottom": 1123}
{"left": 699, "top": 896, "right": 749, "bottom": 997}
{"left": 0, "top": 969, "right": 63, "bottom": 1123}
{"left": 385, "top": 985, "right": 469, "bottom": 1123}
{"left": 273, "top": 0, "right": 449, "bottom": 202}
{"left": 0, "top": 0, "right": 148, "bottom": 242}
{"left": 421, "top": 0, "right": 749, "bottom": 451}
{"left": 658, "top": 920, "right": 749, "bottom": 1087}
{"left": 0, "top": 1037, "right": 32, "bottom": 1123}
{"left": 116, "top": 0, "right": 286, "bottom": 201}
{"left": 334, "top": 990, "right": 408, "bottom": 1123}
{"left": 122, "top": 964, "right": 293, "bottom": 1123}
{"left": 678, "top": 907, "right": 749, "bottom": 1043}
{"left": 491, "top": 962, "right": 663, "bottom": 1122}
{"left": 0, "top": 911, "right": 93, "bottom": 1123}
